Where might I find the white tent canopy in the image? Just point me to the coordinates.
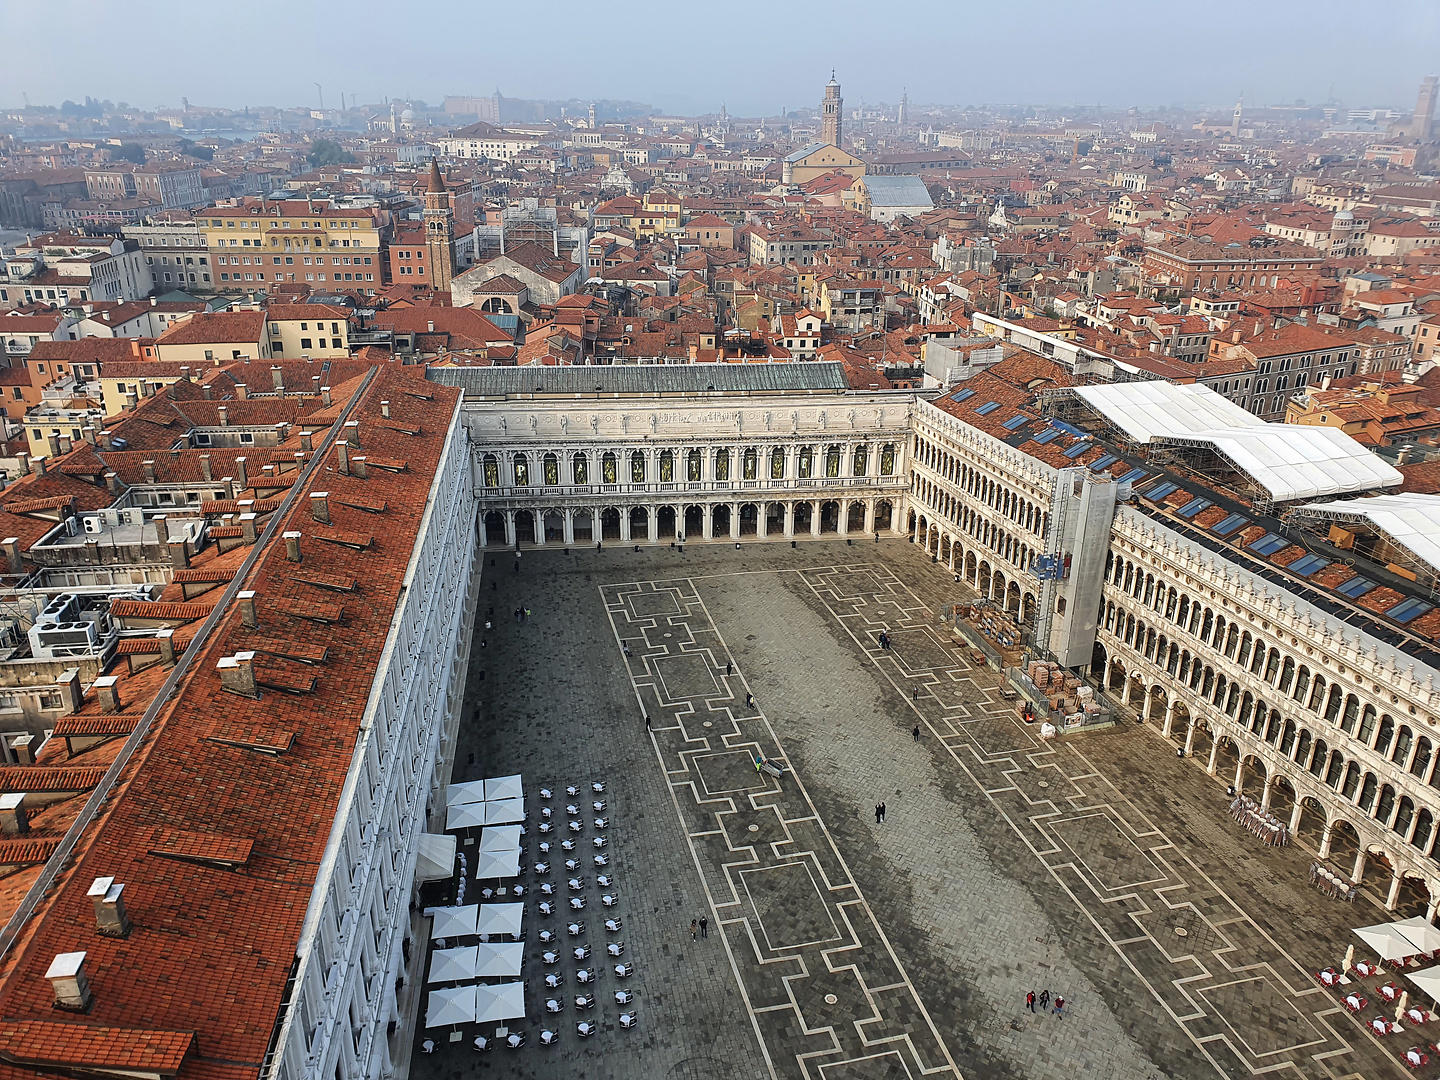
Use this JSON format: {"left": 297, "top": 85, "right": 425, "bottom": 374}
{"left": 424, "top": 984, "right": 477, "bottom": 1028}
{"left": 474, "top": 849, "right": 520, "bottom": 879}
{"left": 483, "top": 799, "right": 525, "bottom": 825}
{"left": 480, "top": 825, "right": 523, "bottom": 853}
{"left": 1072, "top": 381, "right": 1265, "bottom": 443}
{"left": 414, "top": 833, "right": 456, "bottom": 883}
{"left": 426, "top": 905, "right": 478, "bottom": 938}
{"left": 484, "top": 774, "right": 524, "bottom": 801}
{"left": 1295, "top": 494, "right": 1440, "bottom": 578}
{"left": 476, "top": 903, "right": 524, "bottom": 938}
{"left": 1408, "top": 965, "right": 1440, "bottom": 1001}
{"left": 1396, "top": 916, "right": 1440, "bottom": 954}
{"left": 475, "top": 941, "right": 524, "bottom": 978}
{"left": 427, "top": 945, "right": 478, "bottom": 984}
{"left": 445, "top": 802, "right": 486, "bottom": 831}
{"left": 446, "top": 780, "right": 487, "bottom": 807}
{"left": 1355, "top": 921, "right": 1423, "bottom": 960}
{"left": 475, "top": 982, "right": 526, "bottom": 1023}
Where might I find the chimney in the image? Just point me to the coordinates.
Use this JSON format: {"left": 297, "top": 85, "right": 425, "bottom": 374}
{"left": 218, "top": 405, "right": 230, "bottom": 427}
{"left": 1231, "top": 330, "right": 1241, "bottom": 344}
{"left": 8, "top": 738, "right": 31, "bottom": 766}
{"left": 45, "top": 952, "right": 93, "bottom": 1012}
{"left": 381, "top": 400, "right": 391, "bottom": 419}
{"left": 310, "top": 491, "right": 330, "bottom": 524}
{"left": 199, "top": 454, "right": 212, "bottom": 482}
{"left": 1398, "top": 446, "right": 1415, "bottom": 465}
{"left": 81, "top": 426, "right": 96, "bottom": 446}
{"left": 271, "top": 366, "right": 285, "bottom": 394}
{"left": 2, "top": 537, "right": 22, "bottom": 575}
{"left": 142, "top": 459, "right": 156, "bottom": 484}
{"left": 57, "top": 668, "right": 82, "bottom": 713}
{"left": 156, "top": 628, "right": 176, "bottom": 667}
{"left": 0, "top": 794, "right": 26, "bottom": 835}
{"left": 140, "top": 381, "right": 154, "bottom": 399}
{"left": 149, "top": 296, "right": 157, "bottom": 307}
{"left": 239, "top": 512, "right": 258, "bottom": 544}
{"left": 218, "top": 651, "right": 259, "bottom": 698}
{"left": 88, "top": 878, "right": 131, "bottom": 938}
{"left": 321, "top": 385, "right": 333, "bottom": 407}
{"left": 284, "top": 530, "right": 302, "bottom": 562}
{"left": 98, "top": 430, "right": 113, "bottom": 451}
{"left": 336, "top": 442, "right": 350, "bottom": 475}
{"left": 238, "top": 590, "right": 257, "bottom": 628}
{"left": 124, "top": 392, "right": 137, "bottom": 411}
{"left": 202, "top": 384, "right": 212, "bottom": 400}
{"left": 104, "top": 472, "right": 122, "bottom": 497}
{"left": 345, "top": 420, "right": 360, "bottom": 447}
{"left": 300, "top": 430, "right": 313, "bottom": 451}
{"left": 235, "top": 383, "right": 248, "bottom": 400}
{"left": 45, "top": 435, "right": 60, "bottom": 459}
{"left": 222, "top": 476, "right": 235, "bottom": 500}
{"left": 179, "top": 365, "right": 191, "bottom": 383}
{"left": 234, "top": 456, "right": 248, "bottom": 489}
{"left": 57, "top": 436, "right": 72, "bottom": 455}
{"left": 168, "top": 538, "right": 189, "bottom": 569}
{"left": 93, "top": 675, "right": 121, "bottom": 714}
{"left": 351, "top": 456, "right": 368, "bottom": 479}
{"left": 14, "top": 453, "right": 27, "bottom": 476}
{"left": 33, "top": 457, "right": 46, "bottom": 478}
{"left": 311, "top": 375, "right": 322, "bottom": 396}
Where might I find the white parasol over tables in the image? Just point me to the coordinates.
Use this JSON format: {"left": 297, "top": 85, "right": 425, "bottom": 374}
{"left": 1395, "top": 916, "right": 1440, "bottom": 955}
{"left": 427, "top": 946, "right": 478, "bottom": 984}
{"left": 483, "top": 798, "right": 525, "bottom": 825}
{"left": 484, "top": 775, "right": 524, "bottom": 801}
{"left": 480, "top": 825, "right": 523, "bottom": 853}
{"left": 476, "top": 903, "right": 524, "bottom": 939}
{"left": 475, "top": 940, "right": 524, "bottom": 978}
{"left": 446, "top": 780, "right": 488, "bottom": 806}
{"left": 424, "top": 984, "right": 477, "bottom": 1028}
{"left": 445, "top": 801, "right": 486, "bottom": 831}
{"left": 426, "top": 904, "right": 478, "bottom": 938}
{"left": 1355, "top": 921, "right": 1425, "bottom": 961}
{"left": 474, "top": 849, "right": 521, "bottom": 879}
{"left": 475, "top": 981, "right": 526, "bottom": 1023}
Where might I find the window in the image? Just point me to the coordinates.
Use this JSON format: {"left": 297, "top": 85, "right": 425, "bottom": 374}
{"left": 950, "top": 387, "right": 976, "bottom": 403}
{"left": 483, "top": 454, "right": 499, "bottom": 487}
{"left": 825, "top": 446, "right": 841, "bottom": 477}
{"left": 975, "top": 401, "right": 1002, "bottom": 415}
{"left": 1176, "top": 497, "right": 1211, "bottom": 518}
{"left": 771, "top": 447, "right": 785, "bottom": 479}
{"left": 1335, "top": 576, "right": 1376, "bottom": 599}
{"left": 1248, "top": 533, "right": 1288, "bottom": 556}
{"left": 1031, "top": 428, "right": 1061, "bottom": 445}
{"left": 1062, "top": 441, "right": 1090, "bottom": 459}
{"left": 1387, "top": 598, "right": 1433, "bottom": 625}
{"left": 543, "top": 453, "right": 559, "bottom": 486}
{"left": 572, "top": 453, "right": 588, "bottom": 484}
{"left": 631, "top": 451, "right": 645, "bottom": 483}
{"left": 1089, "top": 453, "right": 1118, "bottom": 472}
{"left": 714, "top": 449, "right": 730, "bottom": 481}
{"left": 687, "top": 449, "right": 701, "bottom": 481}
{"left": 602, "top": 452, "right": 617, "bottom": 484}
{"left": 1002, "top": 414, "right": 1028, "bottom": 431}
{"left": 1286, "top": 554, "right": 1330, "bottom": 577}
{"left": 798, "top": 446, "right": 813, "bottom": 479}
{"left": 1210, "top": 512, "right": 1249, "bottom": 537}
{"left": 513, "top": 454, "right": 529, "bottom": 486}
{"left": 852, "top": 444, "right": 868, "bottom": 476}
{"left": 660, "top": 450, "right": 674, "bottom": 482}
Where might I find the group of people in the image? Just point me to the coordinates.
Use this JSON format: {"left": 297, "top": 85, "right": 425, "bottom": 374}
{"left": 1025, "top": 990, "right": 1064, "bottom": 1017}
{"left": 689, "top": 917, "right": 709, "bottom": 941}
{"left": 874, "top": 803, "right": 887, "bottom": 824}
{"left": 878, "top": 632, "right": 892, "bottom": 651}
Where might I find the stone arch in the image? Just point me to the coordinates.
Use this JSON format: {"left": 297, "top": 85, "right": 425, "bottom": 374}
{"left": 795, "top": 502, "right": 813, "bottom": 533}
{"left": 1022, "top": 592, "right": 1037, "bottom": 624}
{"left": 712, "top": 503, "right": 731, "bottom": 536}
{"left": 1327, "top": 819, "right": 1362, "bottom": 874}
{"left": 600, "top": 507, "right": 622, "bottom": 541}
{"left": 847, "top": 501, "right": 867, "bottom": 532}
{"left": 739, "top": 503, "right": 759, "bottom": 537}
{"left": 965, "top": 550, "right": 977, "bottom": 583}
{"left": 514, "top": 509, "right": 536, "bottom": 544}
{"left": 1167, "top": 699, "right": 1190, "bottom": 744}
{"left": 683, "top": 505, "right": 704, "bottom": 538}
{"left": 1147, "top": 685, "right": 1168, "bottom": 723}
{"left": 629, "top": 505, "right": 649, "bottom": 541}
{"left": 1267, "top": 774, "right": 1297, "bottom": 824}
{"left": 572, "top": 509, "right": 593, "bottom": 541}
{"left": 482, "top": 511, "right": 505, "bottom": 546}
{"left": 819, "top": 501, "right": 841, "bottom": 534}
{"left": 1239, "top": 754, "right": 1267, "bottom": 794}
{"left": 874, "top": 500, "right": 893, "bottom": 532}
{"left": 543, "top": 510, "right": 564, "bottom": 542}
{"left": 1005, "top": 580, "right": 1021, "bottom": 615}
{"left": 1295, "top": 795, "right": 1327, "bottom": 846}
{"left": 656, "top": 505, "right": 677, "bottom": 539}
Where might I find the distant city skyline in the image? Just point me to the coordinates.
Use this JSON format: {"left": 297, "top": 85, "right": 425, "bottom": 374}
{"left": 3, "top": 0, "right": 1438, "bottom": 118}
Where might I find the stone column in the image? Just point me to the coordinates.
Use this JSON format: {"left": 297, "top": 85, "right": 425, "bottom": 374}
{"left": 1352, "top": 846, "right": 1368, "bottom": 886}
{"left": 864, "top": 499, "right": 875, "bottom": 534}
{"left": 730, "top": 502, "right": 741, "bottom": 540}
{"left": 1184, "top": 722, "right": 1197, "bottom": 755}
{"left": 838, "top": 501, "right": 849, "bottom": 536}
{"left": 1426, "top": 894, "right": 1439, "bottom": 924}
{"left": 1386, "top": 868, "right": 1404, "bottom": 911}
{"left": 504, "top": 511, "right": 516, "bottom": 547}
{"left": 1161, "top": 700, "right": 1175, "bottom": 739}
{"left": 784, "top": 503, "right": 795, "bottom": 539}
{"left": 1233, "top": 757, "right": 1245, "bottom": 793}
{"left": 1289, "top": 799, "right": 1304, "bottom": 833}
{"left": 1259, "top": 779, "right": 1272, "bottom": 811}
{"left": 703, "top": 505, "right": 714, "bottom": 540}
{"left": 810, "top": 501, "right": 821, "bottom": 538}
{"left": 533, "top": 511, "right": 547, "bottom": 547}
{"left": 1318, "top": 823, "right": 1333, "bottom": 859}
{"left": 1207, "top": 734, "right": 1221, "bottom": 776}
{"left": 563, "top": 509, "right": 575, "bottom": 545}
{"left": 620, "top": 509, "right": 632, "bottom": 544}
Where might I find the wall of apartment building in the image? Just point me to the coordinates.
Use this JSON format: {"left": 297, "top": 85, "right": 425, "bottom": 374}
{"left": 267, "top": 402, "right": 477, "bottom": 1080}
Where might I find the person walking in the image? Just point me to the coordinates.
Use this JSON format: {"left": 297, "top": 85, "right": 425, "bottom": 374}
{"left": 745, "top": 692, "right": 754, "bottom": 708}
{"left": 524, "top": 607, "right": 532, "bottom": 620}
{"left": 875, "top": 804, "right": 882, "bottom": 824}
{"left": 1038, "top": 990, "right": 1050, "bottom": 1011}
{"left": 726, "top": 661, "right": 733, "bottom": 676}
{"left": 912, "top": 687, "right": 920, "bottom": 702}
{"left": 912, "top": 725, "right": 920, "bottom": 741}
{"left": 644, "top": 715, "right": 651, "bottom": 731}
{"left": 700, "top": 916, "right": 708, "bottom": 939}
{"left": 689, "top": 919, "right": 698, "bottom": 942}
{"left": 880, "top": 802, "right": 887, "bottom": 822}
{"left": 1053, "top": 995, "right": 1065, "bottom": 1018}
{"left": 1026, "top": 991, "right": 1036, "bottom": 1013}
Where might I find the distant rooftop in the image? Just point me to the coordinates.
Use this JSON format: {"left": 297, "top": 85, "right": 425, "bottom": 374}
{"left": 426, "top": 362, "right": 850, "bottom": 397}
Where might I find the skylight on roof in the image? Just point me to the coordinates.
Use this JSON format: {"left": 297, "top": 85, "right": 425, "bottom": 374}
{"left": 1249, "top": 532, "right": 1288, "bottom": 556}
{"left": 1143, "top": 480, "right": 1178, "bottom": 501}
{"left": 1116, "top": 467, "right": 1147, "bottom": 485}
{"left": 1388, "top": 597, "right": 1433, "bottom": 625}
{"left": 1287, "top": 554, "right": 1331, "bottom": 577}
{"left": 951, "top": 387, "right": 975, "bottom": 402}
{"left": 1210, "top": 512, "right": 1249, "bottom": 536}
{"left": 1031, "top": 428, "right": 1061, "bottom": 445}
{"left": 1335, "top": 576, "right": 1377, "bottom": 599}
{"left": 975, "top": 401, "right": 1002, "bottom": 415}
{"left": 1176, "top": 497, "right": 1212, "bottom": 518}
{"left": 1062, "top": 441, "right": 1090, "bottom": 459}
{"left": 1002, "top": 414, "right": 1029, "bottom": 430}
{"left": 1089, "top": 453, "right": 1118, "bottom": 472}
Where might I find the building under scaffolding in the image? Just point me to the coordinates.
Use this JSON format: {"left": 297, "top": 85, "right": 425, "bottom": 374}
{"left": 473, "top": 197, "right": 590, "bottom": 265}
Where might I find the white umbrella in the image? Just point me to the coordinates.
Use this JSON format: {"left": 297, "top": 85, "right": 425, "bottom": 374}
{"left": 426, "top": 905, "right": 478, "bottom": 938}
{"left": 427, "top": 945, "right": 478, "bottom": 984}
{"left": 480, "top": 825, "right": 523, "bottom": 853}
{"left": 484, "top": 775, "right": 524, "bottom": 801}
{"left": 474, "top": 849, "right": 520, "bottom": 879}
{"left": 484, "top": 798, "right": 525, "bottom": 825}
{"left": 475, "top": 981, "right": 526, "bottom": 1023}
{"left": 1355, "top": 922, "right": 1422, "bottom": 961}
{"left": 475, "top": 941, "right": 524, "bottom": 978}
{"left": 1408, "top": 965, "right": 1440, "bottom": 1002}
{"left": 476, "top": 903, "right": 524, "bottom": 938}
{"left": 414, "top": 833, "right": 457, "bottom": 883}
{"left": 1395, "top": 916, "right": 1440, "bottom": 954}
{"left": 445, "top": 802, "right": 486, "bottom": 831}
{"left": 424, "top": 984, "right": 477, "bottom": 1028}
{"left": 446, "top": 780, "right": 487, "bottom": 807}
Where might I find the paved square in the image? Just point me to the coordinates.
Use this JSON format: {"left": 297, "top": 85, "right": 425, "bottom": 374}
{"left": 414, "top": 539, "right": 1409, "bottom": 1080}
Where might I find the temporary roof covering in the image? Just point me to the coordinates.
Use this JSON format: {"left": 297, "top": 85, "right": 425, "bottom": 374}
{"left": 1295, "top": 495, "right": 1440, "bottom": 577}
{"left": 424, "top": 984, "right": 477, "bottom": 1028}
{"left": 446, "top": 780, "right": 487, "bottom": 806}
{"left": 483, "top": 798, "right": 525, "bottom": 825}
{"left": 475, "top": 982, "right": 526, "bottom": 1023}
{"left": 428, "top": 362, "right": 849, "bottom": 396}
{"left": 1408, "top": 966, "right": 1440, "bottom": 1001}
{"left": 1069, "top": 381, "right": 1401, "bottom": 501}
{"left": 861, "top": 175, "right": 935, "bottom": 209}
{"left": 427, "top": 945, "right": 478, "bottom": 984}
{"left": 476, "top": 903, "right": 525, "bottom": 938}
{"left": 475, "top": 941, "right": 525, "bottom": 978}
{"left": 1355, "top": 921, "right": 1424, "bottom": 960}
{"left": 1395, "top": 915, "right": 1440, "bottom": 954}
{"left": 480, "top": 825, "right": 523, "bottom": 853}
{"left": 444, "top": 801, "right": 486, "bottom": 831}
{"left": 484, "top": 775, "right": 524, "bottom": 801}
{"left": 426, "top": 904, "right": 478, "bottom": 938}
{"left": 414, "top": 833, "right": 457, "bottom": 882}
{"left": 474, "top": 849, "right": 521, "bottom": 879}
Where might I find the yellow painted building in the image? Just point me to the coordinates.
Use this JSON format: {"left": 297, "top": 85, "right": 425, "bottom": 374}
{"left": 264, "top": 304, "right": 352, "bottom": 358}
{"left": 200, "top": 202, "right": 382, "bottom": 291}
{"left": 153, "top": 310, "right": 271, "bottom": 364}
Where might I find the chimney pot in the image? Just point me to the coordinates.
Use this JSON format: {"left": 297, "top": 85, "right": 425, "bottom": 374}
{"left": 218, "top": 651, "right": 259, "bottom": 698}
{"left": 428, "top": 320, "right": 435, "bottom": 332}
{"left": 284, "top": 530, "right": 302, "bottom": 562}
{"left": 238, "top": 590, "right": 258, "bottom": 628}
{"left": 179, "top": 365, "right": 191, "bottom": 383}
{"left": 93, "top": 675, "right": 121, "bottom": 714}
{"left": 310, "top": 491, "right": 331, "bottom": 524}
{"left": 34, "top": 457, "right": 46, "bottom": 477}
{"left": 336, "top": 443, "right": 350, "bottom": 476}
{"left": 271, "top": 366, "right": 285, "bottom": 392}
{"left": 45, "top": 435, "right": 60, "bottom": 459}
{"left": 14, "top": 453, "right": 27, "bottom": 476}
{"left": 57, "top": 436, "right": 71, "bottom": 455}
{"left": 235, "top": 383, "right": 248, "bottom": 401}
{"left": 142, "top": 459, "right": 156, "bottom": 484}
{"left": 221, "top": 475, "right": 235, "bottom": 500}
{"left": 45, "top": 952, "right": 93, "bottom": 1012}
{"left": 0, "top": 793, "right": 27, "bottom": 835}
{"left": 234, "top": 456, "right": 248, "bottom": 490}
{"left": 88, "top": 877, "right": 131, "bottom": 937}
{"left": 352, "top": 455, "right": 368, "bottom": 480}
{"left": 156, "top": 628, "right": 176, "bottom": 667}
{"left": 199, "top": 454, "right": 212, "bottom": 482}
{"left": 57, "top": 668, "right": 82, "bottom": 713}
{"left": 218, "top": 405, "right": 230, "bottom": 427}
{"left": 239, "top": 512, "right": 258, "bottom": 544}
{"left": 81, "top": 426, "right": 96, "bottom": 446}
{"left": 344, "top": 420, "right": 360, "bottom": 448}
{"left": 168, "top": 537, "right": 190, "bottom": 569}
{"left": 381, "top": 400, "right": 391, "bottom": 418}
{"left": 124, "top": 392, "right": 137, "bottom": 411}
{"left": 98, "top": 430, "right": 113, "bottom": 451}
{"left": 2, "top": 537, "right": 22, "bottom": 575}
{"left": 300, "top": 430, "right": 314, "bottom": 451}
{"left": 321, "top": 385, "right": 333, "bottom": 407}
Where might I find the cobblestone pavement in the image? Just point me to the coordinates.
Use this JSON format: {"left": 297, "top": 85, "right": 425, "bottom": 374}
{"left": 414, "top": 539, "right": 1404, "bottom": 1080}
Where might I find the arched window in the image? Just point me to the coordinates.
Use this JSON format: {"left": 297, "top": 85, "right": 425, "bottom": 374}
{"left": 1358, "top": 704, "right": 1377, "bottom": 744}
{"left": 1310, "top": 738, "right": 1328, "bottom": 777}
{"left": 543, "top": 452, "right": 559, "bottom": 486}
{"left": 1393, "top": 725, "right": 1414, "bottom": 766}
{"left": 483, "top": 453, "right": 499, "bottom": 487}
{"left": 1358, "top": 773, "right": 1378, "bottom": 813}
{"left": 853, "top": 444, "right": 868, "bottom": 475}
{"left": 743, "top": 447, "right": 757, "bottom": 480}
{"left": 714, "top": 448, "right": 730, "bottom": 481}
{"left": 1374, "top": 713, "right": 1394, "bottom": 756}
{"left": 631, "top": 451, "right": 645, "bottom": 483}
{"left": 1375, "top": 784, "right": 1396, "bottom": 823}
{"left": 1394, "top": 796, "right": 1414, "bottom": 836}
{"left": 771, "top": 447, "right": 785, "bottom": 479}
{"left": 1294, "top": 728, "right": 1312, "bottom": 768}
{"left": 1413, "top": 810, "right": 1434, "bottom": 852}
{"left": 1340, "top": 694, "right": 1359, "bottom": 733}
{"left": 1277, "top": 657, "right": 1295, "bottom": 694}
{"left": 825, "top": 445, "right": 841, "bottom": 477}
{"left": 688, "top": 449, "right": 702, "bottom": 481}
{"left": 572, "top": 453, "right": 588, "bottom": 484}
{"left": 1341, "top": 762, "right": 1360, "bottom": 798}
{"left": 602, "top": 452, "right": 617, "bottom": 484}
{"left": 798, "top": 446, "right": 813, "bottom": 479}
{"left": 513, "top": 453, "right": 529, "bottom": 486}
{"left": 660, "top": 450, "right": 674, "bottom": 483}
{"left": 1412, "top": 737, "right": 1432, "bottom": 779}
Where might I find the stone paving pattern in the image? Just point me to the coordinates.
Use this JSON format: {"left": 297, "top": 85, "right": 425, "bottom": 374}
{"left": 413, "top": 539, "right": 1407, "bottom": 1080}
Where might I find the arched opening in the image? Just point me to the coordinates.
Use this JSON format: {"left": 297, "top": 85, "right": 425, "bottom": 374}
{"left": 514, "top": 509, "right": 536, "bottom": 544}
{"left": 573, "top": 510, "right": 593, "bottom": 542}
{"left": 543, "top": 453, "right": 559, "bottom": 486}
{"left": 572, "top": 453, "right": 588, "bottom": 485}
{"left": 601, "top": 452, "right": 617, "bottom": 485}
{"left": 629, "top": 506, "right": 649, "bottom": 541}
{"left": 1327, "top": 821, "right": 1361, "bottom": 877}
{"left": 812, "top": 501, "right": 834, "bottom": 533}
{"left": 1212, "top": 735, "right": 1240, "bottom": 782}
{"left": 1022, "top": 593, "right": 1036, "bottom": 624}
{"left": 482, "top": 454, "right": 499, "bottom": 487}
{"left": 1392, "top": 873, "right": 1432, "bottom": 919}
{"left": 765, "top": 503, "right": 784, "bottom": 536}
{"left": 480, "top": 296, "right": 514, "bottom": 314}
{"left": 738, "top": 503, "right": 759, "bottom": 537}
{"left": 1240, "top": 754, "right": 1267, "bottom": 795}
{"left": 656, "top": 505, "right": 677, "bottom": 539}
{"left": 631, "top": 451, "right": 646, "bottom": 484}
{"left": 795, "top": 502, "right": 813, "bottom": 533}
{"left": 874, "top": 500, "right": 893, "bottom": 532}
{"left": 482, "top": 511, "right": 505, "bottom": 546}
{"left": 712, "top": 503, "right": 731, "bottom": 536}
{"left": 1147, "top": 685, "right": 1168, "bottom": 723}
{"left": 977, "top": 561, "right": 992, "bottom": 598}
{"left": 543, "top": 511, "right": 564, "bottom": 542}
{"left": 601, "top": 507, "right": 622, "bottom": 541}
{"left": 847, "top": 502, "right": 866, "bottom": 532}
{"left": 1168, "top": 700, "right": 1190, "bottom": 745}
{"left": 659, "top": 450, "right": 674, "bottom": 483}
{"left": 1107, "top": 658, "right": 1126, "bottom": 692}
{"left": 965, "top": 551, "right": 977, "bottom": 583}
{"left": 1268, "top": 776, "right": 1296, "bottom": 826}
{"left": 1005, "top": 580, "right": 1021, "bottom": 616}
{"left": 687, "top": 449, "right": 702, "bottom": 481}
{"left": 684, "top": 505, "right": 704, "bottom": 538}
{"left": 1295, "top": 796, "right": 1326, "bottom": 847}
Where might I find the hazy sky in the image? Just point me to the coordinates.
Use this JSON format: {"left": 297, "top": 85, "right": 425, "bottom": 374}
{"left": 3, "top": 0, "right": 1438, "bottom": 118}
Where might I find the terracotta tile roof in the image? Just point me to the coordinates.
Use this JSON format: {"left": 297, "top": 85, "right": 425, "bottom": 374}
{"left": 0, "top": 1021, "right": 195, "bottom": 1076}
{"left": 1, "top": 497, "right": 74, "bottom": 515}
{"left": 148, "top": 830, "right": 253, "bottom": 868}
{"left": 155, "top": 311, "right": 266, "bottom": 347}
{"left": 0, "top": 840, "right": 61, "bottom": 867}
{"left": 0, "top": 767, "right": 106, "bottom": 794}
{"left": 108, "top": 600, "right": 214, "bottom": 623}
{"left": 51, "top": 715, "right": 140, "bottom": 737}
